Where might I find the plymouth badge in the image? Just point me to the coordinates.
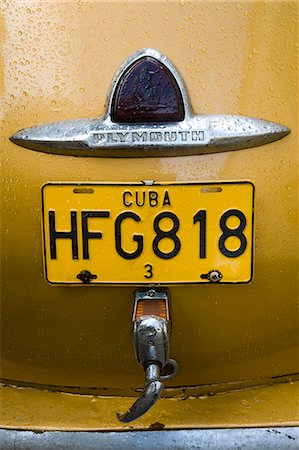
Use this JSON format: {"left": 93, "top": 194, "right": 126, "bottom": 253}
{"left": 10, "top": 48, "right": 290, "bottom": 157}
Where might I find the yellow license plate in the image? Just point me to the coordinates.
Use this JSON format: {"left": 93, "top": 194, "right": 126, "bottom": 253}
{"left": 42, "top": 182, "right": 254, "bottom": 284}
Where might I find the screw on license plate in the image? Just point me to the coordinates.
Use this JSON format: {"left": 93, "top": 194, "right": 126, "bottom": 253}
{"left": 200, "top": 270, "right": 222, "bottom": 283}
{"left": 77, "top": 270, "right": 97, "bottom": 283}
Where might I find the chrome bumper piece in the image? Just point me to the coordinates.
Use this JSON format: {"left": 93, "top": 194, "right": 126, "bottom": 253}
{"left": 0, "top": 427, "right": 298, "bottom": 449}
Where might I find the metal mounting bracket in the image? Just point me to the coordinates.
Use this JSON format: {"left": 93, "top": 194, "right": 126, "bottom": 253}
{"left": 117, "top": 288, "right": 178, "bottom": 423}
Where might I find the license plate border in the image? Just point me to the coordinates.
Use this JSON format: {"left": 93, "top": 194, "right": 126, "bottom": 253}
{"left": 41, "top": 181, "right": 255, "bottom": 286}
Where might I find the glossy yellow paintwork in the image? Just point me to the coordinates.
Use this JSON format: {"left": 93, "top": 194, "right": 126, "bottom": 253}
{"left": 1, "top": 380, "right": 298, "bottom": 430}
{"left": 42, "top": 182, "right": 253, "bottom": 284}
{"left": 0, "top": 0, "right": 298, "bottom": 429}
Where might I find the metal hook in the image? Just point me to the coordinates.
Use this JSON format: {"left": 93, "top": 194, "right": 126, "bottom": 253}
{"left": 117, "top": 364, "right": 163, "bottom": 423}
{"left": 116, "top": 288, "right": 179, "bottom": 423}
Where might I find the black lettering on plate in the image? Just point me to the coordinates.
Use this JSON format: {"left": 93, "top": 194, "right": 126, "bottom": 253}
{"left": 123, "top": 191, "right": 132, "bottom": 207}
{"left": 115, "top": 211, "right": 144, "bottom": 259}
{"left": 82, "top": 211, "right": 110, "bottom": 259}
{"left": 49, "top": 210, "right": 78, "bottom": 260}
{"left": 149, "top": 191, "right": 158, "bottom": 207}
{"left": 152, "top": 211, "right": 181, "bottom": 259}
{"left": 193, "top": 209, "right": 207, "bottom": 258}
{"left": 136, "top": 191, "right": 146, "bottom": 207}
{"left": 219, "top": 209, "right": 247, "bottom": 258}
{"left": 144, "top": 264, "right": 153, "bottom": 279}
{"left": 162, "top": 190, "right": 171, "bottom": 207}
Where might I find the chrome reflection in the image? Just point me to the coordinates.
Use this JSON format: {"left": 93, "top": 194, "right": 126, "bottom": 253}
{"left": 117, "top": 363, "right": 163, "bottom": 423}
{"left": 117, "top": 288, "right": 178, "bottom": 423}
{"left": 10, "top": 48, "right": 290, "bottom": 157}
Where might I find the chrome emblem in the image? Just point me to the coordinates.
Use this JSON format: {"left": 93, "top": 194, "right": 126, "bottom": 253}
{"left": 10, "top": 48, "right": 290, "bottom": 157}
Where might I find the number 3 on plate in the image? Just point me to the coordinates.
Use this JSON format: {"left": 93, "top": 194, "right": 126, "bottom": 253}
{"left": 144, "top": 264, "right": 153, "bottom": 279}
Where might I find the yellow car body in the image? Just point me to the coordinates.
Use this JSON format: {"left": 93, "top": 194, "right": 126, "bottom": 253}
{"left": 0, "top": 0, "right": 298, "bottom": 439}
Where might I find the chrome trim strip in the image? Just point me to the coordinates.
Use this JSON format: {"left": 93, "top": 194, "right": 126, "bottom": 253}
{"left": 0, "top": 427, "right": 298, "bottom": 449}
{"left": 10, "top": 48, "right": 290, "bottom": 157}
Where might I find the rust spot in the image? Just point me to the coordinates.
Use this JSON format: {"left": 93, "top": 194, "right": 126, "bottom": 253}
{"left": 149, "top": 422, "right": 165, "bottom": 430}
